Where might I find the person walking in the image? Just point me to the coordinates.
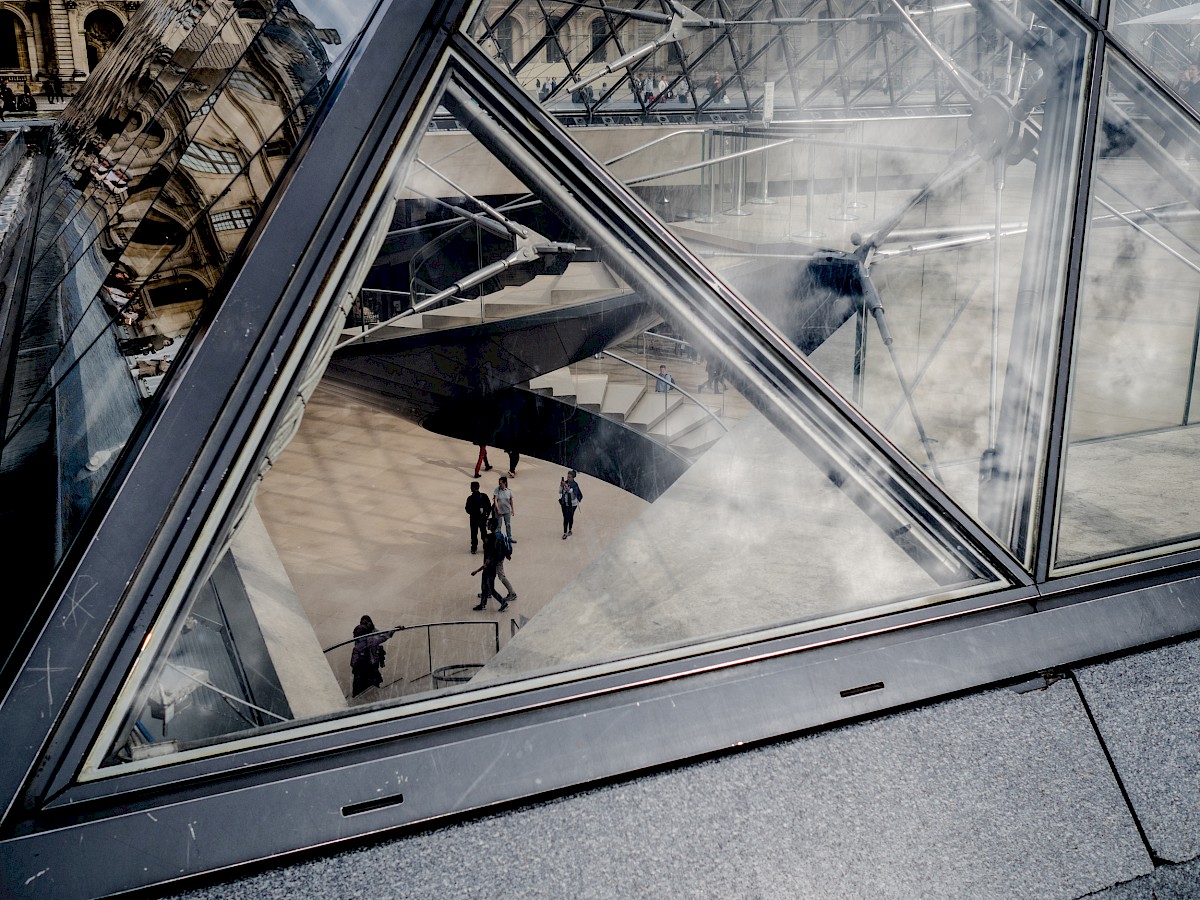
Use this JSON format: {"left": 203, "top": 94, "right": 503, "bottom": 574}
{"left": 699, "top": 358, "right": 725, "bottom": 393}
{"left": 492, "top": 475, "right": 516, "bottom": 543}
{"left": 559, "top": 470, "right": 583, "bottom": 539}
{"left": 494, "top": 528, "right": 517, "bottom": 603}
{"left": 471, "top": 519, "right": 511, "bottom": 611}
{"left": 464, "top": 481, "right": 491, "bottom": 554}
{"left": 473, "top": 443, "right": 492, "bottom": 478}
{"left": 506, "top": 448, "right": 520, "bottom": 478}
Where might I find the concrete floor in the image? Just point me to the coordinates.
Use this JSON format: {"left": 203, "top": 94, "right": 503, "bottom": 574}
{"left": 254, "top": 380, "right": 654, "bottom": 699}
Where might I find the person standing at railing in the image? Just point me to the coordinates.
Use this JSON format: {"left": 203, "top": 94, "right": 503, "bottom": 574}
{"left": 350, "top": 615, "right": 398, "bottom": 697}
{"left": 559, "top": 470, "right": 583, "bottom": 539}
{"left": 464, "top": 481, "right": 491, "bottom": 555}
{"left": 492, "top": 475, "right": 516, "bottom": 543}
{"left": 654, "top": 364, "right": 675, "bottom": 393}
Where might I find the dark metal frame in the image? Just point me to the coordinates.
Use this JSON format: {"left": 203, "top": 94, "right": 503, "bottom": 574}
{"left": 4, "top": 1, "right": 1200, "bottom": 897}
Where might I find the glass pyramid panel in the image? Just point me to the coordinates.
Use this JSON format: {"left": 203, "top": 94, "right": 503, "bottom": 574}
{"left": 0, "top": 0, "right": 368, "bottom": 600}
{"left": 468, "top": 1, "right": 1092, "bottom": 567}
{"left": 87, "top": 71, "right": 1004, "bottom": 774}
{"left": 1054, "top": 55, "right": 1200, "bottom": 569}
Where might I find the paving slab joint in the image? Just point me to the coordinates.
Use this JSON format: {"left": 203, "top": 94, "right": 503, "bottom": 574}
{"left": 1067, "top": 669, "right": 1170, "bottom": 867}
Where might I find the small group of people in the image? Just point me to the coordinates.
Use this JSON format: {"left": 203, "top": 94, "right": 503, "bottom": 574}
{"left": 473, "top": 443, "right": 519, "bottom": 479}
{"left": 634, "top": 73, "right": 674, "bottom": 104}
{"left": 0, "top": 81, "right": 35, "bottom": 121}
{"left": 43, "top": 73, "right": 65, "bottom": 104}
{"left": 470, "top": 517, "right": 516, "bottom": 611}
{"left": 466, "top": 476, "right": 518, "bottom": 611}
{"left": 463, "top": 465, "right": 586, "bottom": 610}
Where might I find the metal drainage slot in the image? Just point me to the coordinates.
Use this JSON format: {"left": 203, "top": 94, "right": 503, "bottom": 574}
{"left": 342, "top": 792, "right": 405, "bottom": 817}
{"left": 839, "top": 681, "right": 885, "bottom": 699}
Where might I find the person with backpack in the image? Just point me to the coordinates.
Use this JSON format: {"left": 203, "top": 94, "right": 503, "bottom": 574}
{"left": 493, "top": 526, "right": 517, "bottom": 604}
{"left": 471, "top": 519, "right": 511, "bottom": 611}
{"left": 559, "top": 470, "right": 583, "bottom": 539}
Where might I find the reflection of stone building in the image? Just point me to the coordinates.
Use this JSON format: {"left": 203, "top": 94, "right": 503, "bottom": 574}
{"left": 71, "top": 0, "right": 337, "bottom": 340}
{"left": 0, "top": 1, "right": 135, "bottom": 94}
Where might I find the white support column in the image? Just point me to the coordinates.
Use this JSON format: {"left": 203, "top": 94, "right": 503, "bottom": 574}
{"left": 25, "top": 13, "right": 40, "bottom": 79}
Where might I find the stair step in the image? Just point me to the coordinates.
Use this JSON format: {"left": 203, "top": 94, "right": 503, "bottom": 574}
{"left": 649, "top": 402, "right": 718, "bottom": 442}
{"left": 574, "top": 373, "right": 608, "bottom": 408}
{"left": 550, "top": 287, "right": 621, "bottom": 304}
{"left": 417, "top": 299, "right": 485, "bottom": 328}
{"left": 626, "top": 391, "right": 683, "bottom": 429}
{"left": 670, "top": 418, "right": 728, "bottom": 454}
{"left": 599, "top": 382, "right": 645, "bottom": 420}
{"left": 340, "top": 320, "right": 422, "bottom": 342}
{"left": 529, "top": 368, "right": 575, "bottom": 397}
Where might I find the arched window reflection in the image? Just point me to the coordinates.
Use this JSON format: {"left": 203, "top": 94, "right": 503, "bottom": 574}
{"left": 84, "top": 10, "right": 124, "bottom": 71}
{"left": 591, "top": 17, "right": 606, "bottom": 63}
{"left": 495, "top": 17, "right": 514, "bottom": 64}
{"left": 0, "top": 11, "right": 27, "bottom": 71}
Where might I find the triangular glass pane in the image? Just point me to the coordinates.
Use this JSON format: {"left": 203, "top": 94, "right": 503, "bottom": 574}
{"left": 468, "top": 0, "right": 1092, "bottom": 567}
{"left": 1054, "top": 55, "right": 1200, "bottom": 570}
{"left": 87, "top": 70, "right": 1004, "bottom": 774}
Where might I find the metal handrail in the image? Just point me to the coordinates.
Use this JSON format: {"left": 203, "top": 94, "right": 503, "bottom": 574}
{"left": 604, "top": 127, "right": 709, "bottom": 166}
{"left": 324, "top": 621, "right": 501, "bottom": 698}
{"left": 625, "top": 136, "right": 793, "bottom": 186}
{"left": 321, "top": 621, "right": 497, "bottom": 654}
{"left": 601, "top": 349, "right": 729, "bottom": 433}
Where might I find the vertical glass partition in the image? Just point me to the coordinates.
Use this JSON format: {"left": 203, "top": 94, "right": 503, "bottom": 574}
{"left": 1056, "top": 55, "right": 1200, "bottom": 569}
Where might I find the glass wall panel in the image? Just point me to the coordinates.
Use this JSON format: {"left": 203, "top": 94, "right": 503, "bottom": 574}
{"left": 1055, "top": 56, "right": 1200, "bottom": 569}
{"left": 1110, "top": 0, "right": 1200, "bottom": 103}
{"left": 0, "top": 0, "right": 371, "bottom": 622}
{"left": 88, "top": 73, "right": 1004, "bottom": 774}
{"left": 468, "top": 1, "right": 1092, "bottom": 568}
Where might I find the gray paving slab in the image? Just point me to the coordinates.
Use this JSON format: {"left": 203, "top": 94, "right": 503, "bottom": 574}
{"left": 1083, "top": 854, "right": 1200, "bottom": 899}
{"left": 172, "top": 680, "right": 1150, "bottom": 900}
{"left": 1075, "top": 637, "right": 1200, "bottom": 863}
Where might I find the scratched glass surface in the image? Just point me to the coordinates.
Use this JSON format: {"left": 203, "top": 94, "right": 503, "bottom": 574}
{"left": 88, "top": 75, "right": 1003, "bottom": 774}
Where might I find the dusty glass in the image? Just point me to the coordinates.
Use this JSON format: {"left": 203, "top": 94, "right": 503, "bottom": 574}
{"left": 1055, "top": 55, "right": 1200, "bottom": 569}
{"left": 90, "top": 73, "right": 1004, "bottom": 774}
{"left": 468, "top": 0, "right": 1094, "bottom": 568}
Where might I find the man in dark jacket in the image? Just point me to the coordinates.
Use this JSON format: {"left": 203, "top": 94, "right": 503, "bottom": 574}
{"left": 464, "top": 481, "right": 491, "bottom": 554}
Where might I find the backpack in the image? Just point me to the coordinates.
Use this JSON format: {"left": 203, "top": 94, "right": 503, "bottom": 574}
{"left": 496, "top": 531, "right": 512, "bottom": 560}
